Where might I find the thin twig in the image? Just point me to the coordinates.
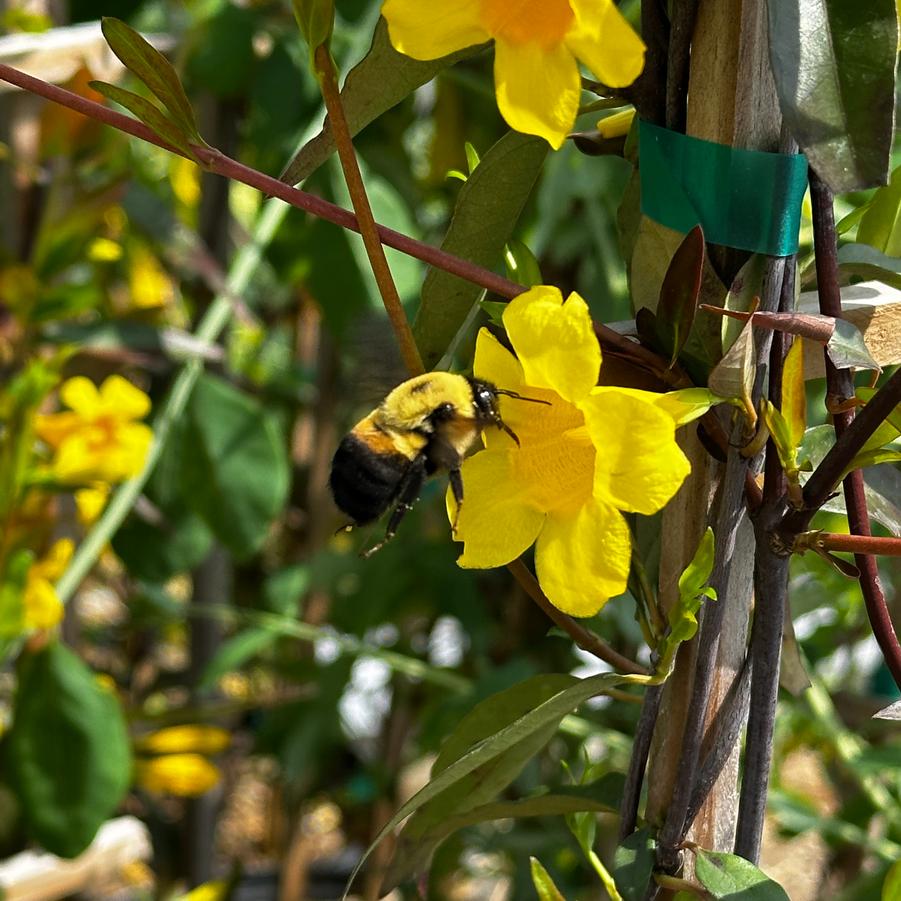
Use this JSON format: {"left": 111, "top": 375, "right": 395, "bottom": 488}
{"left": 801, "top": 171, "right": 901, "bottom": 691}
{"left": 665, "top": 0, "right": 699, "bottom": 132}
{"left": 314, "top": 46, "right": 423, "bottom": 376}
{"left": 507, "top": 558, "right": 649, "bottom": 676}
{"left": 619, "top": 681, "right": 664, "bottom": 839}
{"left": 0, "top": 62, "right": 677, "bottom": 381}
{"left": 656, "top": 435, "right": 748, "bottom": 871}
{"left": 817, "top": 533, "right": 901, "bottom": 556}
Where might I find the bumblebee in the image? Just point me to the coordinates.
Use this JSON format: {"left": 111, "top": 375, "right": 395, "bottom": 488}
{"left": 329, "top": 372, "right": 545, "bottom": 556}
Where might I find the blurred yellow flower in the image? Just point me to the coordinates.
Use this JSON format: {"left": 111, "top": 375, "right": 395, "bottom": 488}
{"left": 128, "top": 244, "right": 174, "bottom": 309}
{"left": 449, "top": 286, "right": 691, "bottom": 617}
{"left": 135, "top": 753, "right": 221, "bottom": 797}
{"left": 136, "top": 725, "right": 231, "bottom": 756}
{"left": 178, "top": 881, "right": 227, "bottom": 901}
{"left": 75, "top": 484, "right": 111, "bottom": 525}
{"left": 382, "top": 0, "right": 645, "bottom": 148}
{"left": 36, "top": 375, "right": 152, "bottom": 484}
{"left": 23, "top": 539, "right": 74, "bottom": 630}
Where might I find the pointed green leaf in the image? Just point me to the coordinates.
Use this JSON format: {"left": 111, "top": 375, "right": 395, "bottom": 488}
{"left": 531, "top": 858, "right": 567, "bottom": 901}
{"left": 343, "top": 671, "right": 626, "bottom": 899}
{"left": 613, "top": 829, "right": 656, "bottom": 901}
{"left": 722, "top": 254, "right": 766, "bottom": 353}
{"left": 90, "top": 81, "right": 198, "bottom": 161}
{"left": 826, "top": 318, "right": 881, "bottom": 373}
{"left": 762, "top": 400, "right": 798, "bottom": 476}
{"left": 504, "top": 238, "right": 543, "bottom": 288}
{"left": 767, "top": 0, "right": 897, "bottom": 191}
{"left": 413, "top": 131, "right": 547, "bottom": 369}
{"left": 708, "top": 317, "right": 756, "bottom": 418}
{"left": 281, "top": 18, "right": 486, "bottom": 184}
{"left": 656, "top": 225, "right": 705, "bottom": 366}
{"left": 837, "top": 242, "right": 901, "bottom": 290}
{"left": 183, "top": 374, "right": 290, "bottom": 559}
{"left": 100, "top": 17, "right": 202, "bottom": 143}
{"left": 292, "top": 0, "right": 334, "bottom": 57}
{"left": 694, "top": 847, "right": 790, "bottom": 900}
{"left": 8, "top": 643, "right": 131, "bottom": 857}
{"left": 858, "top": 165, "right": 901, "bottom": 255}
{"left": 842, "top": 447, "right": 901, "bottom": 480}
{"left": 883, "top": 859, "right": 901, "bottom": 901}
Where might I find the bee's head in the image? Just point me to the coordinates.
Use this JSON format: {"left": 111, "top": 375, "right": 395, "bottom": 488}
{"left": 467, "top": 378, "right": 550, "bottom": 447}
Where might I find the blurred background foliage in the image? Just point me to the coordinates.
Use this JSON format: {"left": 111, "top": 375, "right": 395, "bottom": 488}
{"left": 0, "top": 0, "right": 900, "bottom": 899}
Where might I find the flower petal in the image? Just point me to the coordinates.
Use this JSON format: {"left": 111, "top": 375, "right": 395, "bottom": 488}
{"left": 39, "top": 539, "right": 74, "bottom": 580}
{"left": 34, "top": 411, "right": 81, "bottom": 448}
{"left": 590, "top": 385, "right": 721, "bottom": 426}
{"left": 473, "top": 327, "right": 525, "bottom": 393}
{"left": 493, "top": 38, "right": 580, "bottom": 149}
{"left": 60, "top": 376, "right": 101, "bottom": 417}
{"left": 382, "top": 0, "right": 488, "bottom": 60}
{"left": 566, "top": 0, "right": 646, "bottom": 88}
{"left": 582, "top": 389, "right": 691, "bottom": 515}
{"left": 23, "top": 576, "right": 63, "bottom": 630}
{"left": 503, "top": 286, "right": 600, "bottom": 404}
{"left": 451, "top": 449, "right": 545, "bottom": 568}
{"left": 534, "top": 499, "right": 631, "bottom": 617}
{"left": 98, "top": 375, "right": 151, "bottom": 420}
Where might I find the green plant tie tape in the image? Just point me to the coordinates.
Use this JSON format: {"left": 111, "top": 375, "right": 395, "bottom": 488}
{"left": 639, "top": 119, "right": 808, "bottom": 257}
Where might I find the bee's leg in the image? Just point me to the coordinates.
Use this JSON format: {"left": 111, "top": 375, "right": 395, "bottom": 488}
{"left": 449, "top": 468, "right": 464, "bottom": 533}
{"left": 361, "top": 457, "right": 427, "bottom": 558}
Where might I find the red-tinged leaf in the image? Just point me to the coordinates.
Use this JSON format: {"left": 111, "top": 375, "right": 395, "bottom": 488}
{"left": 782, "top": 338, "right": 806, "bottom": 449}
{"left": 101, "top": 17, "right": 202, "bottom": 144}
{"left": 90, "top": 81, "right": 199, "bottom": 162}
{"left": 656, "top": 225, "right": 705, "bottom": 366}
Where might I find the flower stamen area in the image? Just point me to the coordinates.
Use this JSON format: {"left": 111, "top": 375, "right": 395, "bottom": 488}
{"left": 479, "top": 0, "right": 573, "bottom": 48}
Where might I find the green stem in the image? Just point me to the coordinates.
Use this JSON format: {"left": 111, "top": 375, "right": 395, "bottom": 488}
{"left": 54, "top": 199, "right": 286, "bottom": 605}
{"left": 587, "top": 849, "right": 623, "bottom": 901}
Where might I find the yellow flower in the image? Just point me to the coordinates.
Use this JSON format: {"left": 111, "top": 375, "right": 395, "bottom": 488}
{"left": 382, "top": 0, "right": 645, "bottom": 149}
{"left": 23, "top": 539, "right": 74, "bottom": 630}
{"left": 135, "top": 753, "right": 221, "bottom": 797}
{"left": 136, "top": 725, "right": 231, "bottom": 756}
{"left": 36, "top": 375, "right": 152, "bottom": 484}
{"left": 450, "top": 286, "right": 691, "bottom": 617}
{"left": 75, "top": 484, "right": 111, "bottom": 525}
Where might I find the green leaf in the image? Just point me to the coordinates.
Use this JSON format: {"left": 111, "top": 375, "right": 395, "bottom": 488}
{"left": 837, "top": 241, "right": 901, "bottom": 290}
{"left": 386, "top": 779, "right": 626, "bottom": 889}
{"left": 385, "top": 675, "right": 578, "bottom": 887}
{"left": 530, "top": 857, "right": 567, "bottom": 901}
{"left": 504, "top": 238, "right": 543, "bottom": 288}
{"left": 183, "top": 374, "right": 290, "bottom": 559}
{"left": 0, "top": 550, "right": 32, "bottom": 638}
{"left": 413, "top": 131, "right": 547, "bottom": 369}
{"left": 344, "top": 671, "right": 627, "bottom": 899}
{"left": 656, "top": 225, "right": 705, "bottom": 366}
{"left": 694, "top": 848, "right": 790, "bottom": 900}
{"left": 112, "top": 509, "right": 213, "bottom": 583}
{"left": 882, "top": 859, "right": 901, "bottom": 901}
{"left": 7, "top": 643, "right": 131, "bottom": 857}
{"left": 200, "top": 627, "right": 279, "bottom": 690}
{"left": 100, "top": 18, "right": 202, "bottom": 143}
{"left": 89, "top": 81, "right": 197, "bottom": 161}
{"left": 826, "top": 318, "right": 881, "bottom": 373}
{"left": 767, "top": 0, "right": 897, "bottom": 191}
{"left": 707, "top": 317, "right": 755, "bottom": 418}
{"left": 842, "top": 447, "right": 901, "bottom": 480}
{"left": 280, "top": 18, "right": 485, "bottom": 184}
{"left": 762, "top": 400, "right": 799, "bottom": 477}
{"left": 292, "top": 0, "right": 334, "bottom": 56}
{"left": 480, "top": 299, "right": 507, "bottom": 326}
{"left": 722, "top": 254, "right": 766, "bottom": 355}
{"left": 613, "top": 829, "right": 656, "bottom": 901}
{"left": 858, "top": 165, "right": 901, "bottom": 255}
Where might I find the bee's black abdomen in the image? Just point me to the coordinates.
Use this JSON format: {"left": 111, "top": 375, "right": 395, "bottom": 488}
{"left": 329, "top": 434, "right": 409, "bottom": 525}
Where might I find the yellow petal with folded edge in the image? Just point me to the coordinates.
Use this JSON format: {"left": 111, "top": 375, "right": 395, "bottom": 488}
{"left": 23, "top": 576, "right": 63, "bottom": 630}
{"left": 98, "top": 374, "right": 151, "bottom": 420}
{"left": 503, "top": 287, "right": 601, "bottom": 404}
{"left": 582, "top": 389, "right": 690, "bottom": 515}
{"left": 566, "top": 0, "right": 646, "bottom": 88}
{"left": 60, "top": 376, "right": 101, "bottom": 417}
{"left": 473, "top": 327, "right": 525, "bottom": 394}
{"left": 34, "top": 411, "right": 80, "bottom": 448}
{"left": 451, "top": 449, "right": 545, "bottom": 569}
{"left": 382, "top": 0, "right": 488, "bottom": 60}
{"left": 534, "top": 499, "right": 631, "bottom": 617}
{"left": 493, "top": 38, "right": 581, "bottom": 150}
{"left": 591, "top": 385, "right": 721, "bottom": 426}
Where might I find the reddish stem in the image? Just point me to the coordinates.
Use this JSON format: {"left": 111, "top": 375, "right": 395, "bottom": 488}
{"left": 818, "top": 532, "right": 901, "bottom": 557}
